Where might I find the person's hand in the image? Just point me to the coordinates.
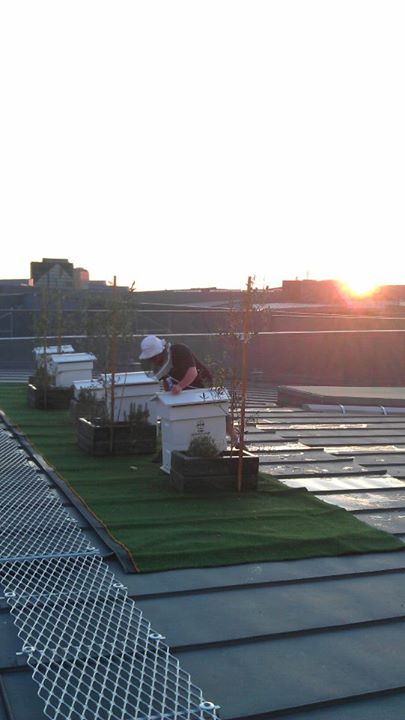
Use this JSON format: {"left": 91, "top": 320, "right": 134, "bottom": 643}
{"left": 171, "top": 384, "right": 182, "bottom": 395}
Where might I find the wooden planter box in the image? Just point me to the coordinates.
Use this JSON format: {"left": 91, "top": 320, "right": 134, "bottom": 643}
{"left": 69, "top": 398, "right": 106, "bottom": 425}
{"left": 170, "top": 449, "right": 259, "bottom": 492}
{"left": 27, "top": 383, "right": 73, "bottom": 410}
{"left": 77, "top": 417, "right": 156, "bottom": 456}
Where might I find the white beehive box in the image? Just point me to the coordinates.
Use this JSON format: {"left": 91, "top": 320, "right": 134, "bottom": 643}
{"left": 49, "top": 352, "right": 96, "bottom": 387}
{"left": 73, "top": 372, "right": 161, "bottom": 423}
{"left": 33, "top": 345, "right": 75, "bottom": 367}
{"left": 152, "top": 388, "right": 230, "bottom": 473}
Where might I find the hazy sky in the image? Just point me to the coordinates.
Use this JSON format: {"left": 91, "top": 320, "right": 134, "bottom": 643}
{"left": 1, "top": 1, "right": 404, "bottom": 292}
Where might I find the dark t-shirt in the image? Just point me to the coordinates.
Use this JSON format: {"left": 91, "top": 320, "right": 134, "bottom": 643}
{"left": 167, "top": 343, "right": 212, "bottom": 389}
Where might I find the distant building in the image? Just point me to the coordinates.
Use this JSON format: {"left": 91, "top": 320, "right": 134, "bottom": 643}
{"left": 30, "top": 258, "right": 75, "bottom": 289}
{"left": 74, "top": 267, "right": 90, "bottom": 289}
{"left": 375, "top": 285, "right": 405, "bottom": 302}
{"left": 282, "top": 279, "right": 346, "bottom": 304}
{"left": 86, "top": 280, "right": 109, "bottom": 291}
{"left": 0, "top": 279, "right": 29, "bottom": 288}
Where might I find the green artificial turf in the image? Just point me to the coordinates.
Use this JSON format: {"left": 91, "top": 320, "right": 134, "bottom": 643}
{"left": 1, "top": 383, "right": 404, "bottom": 572}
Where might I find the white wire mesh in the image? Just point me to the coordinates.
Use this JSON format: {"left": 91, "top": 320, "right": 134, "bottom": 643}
{"left": 0, "top": 425, "right": 96, "bottom": 562}
{"left": 0, "top": 422, "right": 219, "bottom": 718}
{"left": 0, "top": 430, "right": 27, "bottom": 469}
{"left": 0, "top": 471, "right": 95, "bottom": 562}
{"left": 0, "top": 462, "right": 48, "bottom": 491}
{"left": 1, "top": 475, "right": 56, "bottom": 517}
{"left": 0, "top": 448, "right": 27, "bottom": 473}
{"left": 0, "top": 501, "right": 94, "bottom": 562}
{"left": 1, "top": 556, "right": 219, "bottom": 719}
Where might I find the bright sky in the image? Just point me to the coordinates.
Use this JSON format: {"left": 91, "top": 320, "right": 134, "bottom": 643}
{"left": 1, "top": 1, "right": 404, "bottom": 292}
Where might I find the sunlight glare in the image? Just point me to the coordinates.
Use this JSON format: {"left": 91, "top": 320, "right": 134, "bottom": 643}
{"left": 340, "top": 277, "right": 380, "bottom": 298}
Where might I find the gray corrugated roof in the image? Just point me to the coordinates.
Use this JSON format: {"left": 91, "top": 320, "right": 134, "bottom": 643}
{"left": 2, "top": 384, "right": 405, "bottom": 718}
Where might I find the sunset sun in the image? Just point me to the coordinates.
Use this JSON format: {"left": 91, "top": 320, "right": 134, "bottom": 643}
{"left": 340, "top": 277, "right": 381, "bottom": 298}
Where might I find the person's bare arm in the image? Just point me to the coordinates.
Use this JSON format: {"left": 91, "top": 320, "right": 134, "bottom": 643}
{"left": 171, "top": 366, "right": 198, "bottom": 394}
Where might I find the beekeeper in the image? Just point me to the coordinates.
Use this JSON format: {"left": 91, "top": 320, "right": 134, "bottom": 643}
{"left": 139, "top": 335, "right": 212, "bottom": 395}
{"left": 139, "top": 335, "right": 240, "bottom": 445}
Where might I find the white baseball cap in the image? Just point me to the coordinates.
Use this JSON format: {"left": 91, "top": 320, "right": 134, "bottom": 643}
{"left": 139, "top": 335, "right": 166, "bottom": 360}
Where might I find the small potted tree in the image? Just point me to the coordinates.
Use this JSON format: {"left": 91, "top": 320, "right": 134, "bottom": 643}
{"left": 69, "top": 385, "right": 106, "bottom": 425}
{"left": 206, "top": 276, "right": 271, "bottom": 490}
{"left": 167, "top": 277, "right": 269, "bottom": 493}
{"left": 76, "top": 277, "right": 156, "bottom": 456}
{"left": 28, "top": 283, "right": 74, "bottom": 409}
{"left": 170, "top": 432, "right": 259, "bottom": 492}
{"left": 77, "top": 400, "right": 156, "bottom": 456}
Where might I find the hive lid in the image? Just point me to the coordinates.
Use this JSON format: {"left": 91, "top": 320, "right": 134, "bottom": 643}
{"left": 49, "top": 352, "right": 96, "bottom": 365}
{"left": 152, "top": 388, "right": 230, "bottom": 407}
{"left": 100, "top": 371, "right": 160, "bottom": 387}
{"left": 33, "top": 344, "right": 75, "bottom": 356}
